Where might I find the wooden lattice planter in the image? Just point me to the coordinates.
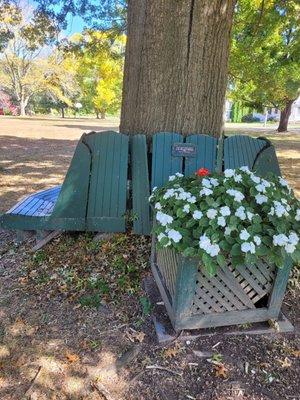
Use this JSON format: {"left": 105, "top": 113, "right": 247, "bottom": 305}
{"left": 151, "top": 242, "right": 292, "bottom": 332}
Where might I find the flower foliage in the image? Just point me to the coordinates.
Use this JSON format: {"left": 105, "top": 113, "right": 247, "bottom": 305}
{"left": 149, "top": 168, "right": 300, "bottom": 275}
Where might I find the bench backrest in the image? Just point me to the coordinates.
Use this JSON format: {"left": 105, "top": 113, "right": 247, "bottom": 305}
{"left": 52, "top": 131, "right": 129, "bottom": 232}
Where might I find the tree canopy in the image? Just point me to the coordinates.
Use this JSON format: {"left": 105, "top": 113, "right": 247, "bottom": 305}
{"left": 230, "top": 0, "right": 300, "bottom": 130}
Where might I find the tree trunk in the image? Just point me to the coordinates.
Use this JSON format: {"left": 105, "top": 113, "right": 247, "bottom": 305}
{"left": 100, "top": 111, "right": 106, "bottom": 119}
{"left": 277, "top": 100, "right": 294, "bottom": 132}
{"left": 61, "top": 107, "right": 65, "bottom": 118}
{"left": 20, "top": 97, "right": 29, "bottom": 116}
{"left": 96, "top": 111, "right": 100, "bottom": 119}
{"left": 120, "top": 0, "right": 236, "bottom": 137}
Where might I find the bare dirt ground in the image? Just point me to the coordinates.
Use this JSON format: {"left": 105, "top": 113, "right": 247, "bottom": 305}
{"left": 0, "top": 117, "right": 299, "bottom": 400}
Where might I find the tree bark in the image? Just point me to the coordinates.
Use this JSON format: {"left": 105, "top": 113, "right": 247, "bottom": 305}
{"left": 61, "top": 107, "right": 65, "bottom": 118}
{"left": 120, "top": 0, "right": 236, "bottom": 138}
{"left": 277, "top": 100, "right": 294, "bottom": 132}
{"left": 20, "top": 96, "right": 29, "bottom": 116}
{"left": 100, "top": 111, "right": 106, "bottom": 119}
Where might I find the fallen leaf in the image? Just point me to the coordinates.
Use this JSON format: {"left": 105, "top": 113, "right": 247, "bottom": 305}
{"left": 290, "top": 350, "right": 300, "bottom": 358}
{"left": 214, "top": 363, "right": 229, "bottom": 379}
{"left": 65, "top": 352, "right": 80, "bottom": 363}
{"left": 278, "top": 357, "right": 292, "bottom": 368}
{"left": 163, "top": 342, "right": 182, "bottom": 358}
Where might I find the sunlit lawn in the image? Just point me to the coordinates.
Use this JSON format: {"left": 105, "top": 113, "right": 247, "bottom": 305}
{"left": 0, "top": 116, "right": 299, "bottom": 213}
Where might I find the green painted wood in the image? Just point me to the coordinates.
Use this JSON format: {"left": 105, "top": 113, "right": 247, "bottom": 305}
{"left": 0, "top": 214, "right": 86, "bottom": 231}
{"left": 224, "top": 135, "right": 267, "bottom": 170}
{"left": 184, "top": 134, "right": 218, "bottom": 176}
{"left": 151, "top": 132, "right": 183, "bottom": 189}
{"left": 268, "top": 257, "right": 293, "bottom": 319}
{"left": 174, "top": 256, "right": 198, "bottom": 321}
{"left": 151, "top": 237, "right": 176, "bottom": 325}
{"left": 215, "top": 137, "right": 224, "bottom": 173}
{"left": 84, "top": 131, "right": 129, "bottom": 232}
{"left": 253, "top": 146, "right": 281, "bottom": 177}
{"left": 51, "top": 137, "right": 91, "bottom": 223}
{"left": 131, "top": 135, "right": 151, "bottom": 235}
{"left": 175, "top": 308, "right": 271, "bottom": 331}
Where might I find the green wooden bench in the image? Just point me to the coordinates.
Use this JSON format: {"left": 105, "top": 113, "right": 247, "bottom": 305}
{"left": 0, "top": 131, "right": 129, "bottom": 233}
{"left": 132, "top": 132, "right": 290, "bottom": 331}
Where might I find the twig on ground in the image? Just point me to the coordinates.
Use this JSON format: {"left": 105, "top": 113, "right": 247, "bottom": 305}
{"left": 23, "top": 365, "right": 42, "bottom": 397}
{"left": 146, "top": 365, "right": 182, "bottom": 376}
{"left": 92, "top": 381, "right": 117, "bottom": 400}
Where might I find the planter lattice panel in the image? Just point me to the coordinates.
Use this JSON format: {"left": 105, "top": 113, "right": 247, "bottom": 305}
{"left": 191, "top": 262, "right": 276, "bottom": 315}
{"left": 152, "top": 244, "right": 291, "bottom": 331}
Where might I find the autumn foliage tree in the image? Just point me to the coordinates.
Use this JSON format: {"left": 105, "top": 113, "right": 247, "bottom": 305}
{"left": 66, "top": 30, "right": 124, "bottom": 118}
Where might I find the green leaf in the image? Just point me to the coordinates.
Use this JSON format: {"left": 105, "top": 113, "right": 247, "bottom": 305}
{"left": 183, "top": 247, "right": 196, "bottom": 257}
{"left": 216, "top": 254, "right": 226, "bottom": 267}
{"left": 230, "top": 243, "right": 241, "bottom": 256}
{"left": 219, "top": 240, "right": 231, "bottom": 251}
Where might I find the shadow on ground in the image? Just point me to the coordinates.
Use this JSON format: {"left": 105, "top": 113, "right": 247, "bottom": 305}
{"left": 0, "top": 136, "right": 77, "bottom": 213}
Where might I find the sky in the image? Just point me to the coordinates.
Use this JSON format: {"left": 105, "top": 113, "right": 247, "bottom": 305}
{"left": 27, "top": 0, "right": 85, "bottom": 36}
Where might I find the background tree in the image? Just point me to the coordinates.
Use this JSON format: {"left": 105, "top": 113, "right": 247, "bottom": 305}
{"left": 66, "top": 30, "right": 124, "bottom": 118}
{"left": 230, "top": 0, "right": 300, "bottom": 132}
{"left": 35, "top": 0, "right": 236, "bottom": 138}
{"left": 0, "top": 3, "right": 58, "bottom": 115}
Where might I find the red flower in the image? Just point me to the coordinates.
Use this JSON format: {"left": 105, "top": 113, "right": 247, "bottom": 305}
{"left": 196, "top": 168, "right": 210, "bottom": 177}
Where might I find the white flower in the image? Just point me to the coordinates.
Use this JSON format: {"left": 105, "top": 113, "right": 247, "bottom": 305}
{"left": 288, "top": 232, "right": 299, "bottom": 246}
{"left": 235, "top": 206, "right": 246, "bottom": 220}
{"left": 255, "top": 194, "right": 268, "bottom": 204}
{"left": 274, "top": 203, "right": 288, "bottom": 217}
{"left": 250, "top": 174, "right": 261, "bottom": 184}
{"left": 234, "top": 174, "right": 243, "bottom": 183}
{"left": 224, "top": 169, "right": 235, "bottom": 178}
{"left": 193, "top": 210, "right": 203, "bottom": 220}
{"left": 207, "top": 209, "right": 217, "bottom": 219}
{"left": 253, "top": 235, "right": 261, "bottom": 246}
{"left": 240, "top": 229, "right": 250, "bottom": 241}
{"left": 183, "top": 204, "right": 190, "bottom": 213}
{"left": 279, "top": 177, "right": 289, "bottom": 187}
{"left": 207, "top": 244, "right": 220, "bottom": 257}
{"left": 256, "top": 184, "right": 267, "bottom": 193}
{"left": 240, "top": 166, "right": 251, "bottom": 174}
{"left": 163, "top": 189, "right": 175, "bottom": 199}
{"left": 169, "top": 175, "right": 176, "bottom": 181}
{"left": 262, "top": 179, "right": 271, "bottom": 188}
{"left": 220, "top": 206, "right": 231, "bottom": 217}
{"left": 152, "top": 186, "right": 158, "bottom": 192}
{"left": 225, "top": 227, "right": 232, "bottom": 236}
{"left": 178, "top": 191, "right": 192, "bottom": 200}
{"left": 273, "top": 234, "right": 289, "bottom": 247}
{"left": 296, "top": 209, "right": 300, "bottom": 221}
{"left": 167, "top": 229, "right": 182, "bottom": 243}
{"left": 241, "top": 242, "right": 256, "bottom": 254}
{"left": 199, "top": 234, "right": 211, "bottom": 251}
{"left": 156, "top": 211, "right": 173, "bottom": 226}
{"left": 155, "top": 202, "right": 162, "bottom": 210}
{"left": 210, "top": 178, "right": 219, "bottom": 187}
{"left": 226, "top": 189, "right": 245, "bottom": 203}
{"left": 175, "top": 172, "right": 183, "bottom": 178}
{"left": 247, "top": 211, "right": 254, "bottom": 221}
{"left": 285, "top": 243, "right": 296, "bottom": 254}
{"left": 217, "top": 216, "right": 226, "bottom": 227}
{"left": 187, "top": 196, "right": 196, "bottom": 203}
{"left": 200, "top": 188, "right": 213, "bottom": 196}
{"left": 202, "top": 178, "right": 212, "bottom": 188}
